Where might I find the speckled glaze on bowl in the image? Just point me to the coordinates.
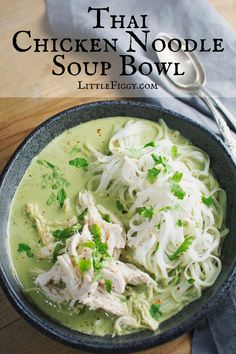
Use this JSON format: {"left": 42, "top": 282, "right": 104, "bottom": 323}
{"left": 0, "top": 100, "right": 236, "bottom": 353}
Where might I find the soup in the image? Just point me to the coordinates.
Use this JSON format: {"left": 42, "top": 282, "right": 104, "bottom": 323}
{"left": 9, "top": 117, "right": 228, "bottom": 336}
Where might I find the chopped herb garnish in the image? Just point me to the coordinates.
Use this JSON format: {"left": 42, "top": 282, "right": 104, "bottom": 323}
{"left": 147, "top": 167, "right": 161, "bottom": 184}
{"left": 155, "top": 242, "right": 160, "bottom": 251}
{"left": 144, "top": 141, "right": 155, "bottom": 148}
{"left": 105, "top": 279, "right": 112, "bottom": 293}
{"left": 37, "top": 159, "right": 70, "bottom": 207}
{"left": 96, "top": 241, "right": 108, "bottom": 255}
{"left": 171, "top": 183, "right": 186, "bottom": 200}
{"left": 151, "top": 153, "right": 162, "bottom": 165}
{"left": 89, "top": 223, "right": 102, "bottom": 241}
{"left": 136, "top": 207, "right": 153, "bottom": 220}
{"left": 78, "top": 258, "right": 91, "bottom": 273}
{"left": 78, "top": 208, "right": 88, "bottom": 222}
{"left": 116, "top": 200, "right": 125, "bottom": 212}
{"left": 171, "top": 145, "right": 178, "bottom": 159}
{"left": 102, "top": 214, "right": 111, "bottom": 223}
{"left": 69, "top": 146, "right": 81, "bottom": 155}
{"left": 57, "top": 188, "right": 67, "bottom": 208}
{"left": 156, "top": 222, "right": 161, "bottom": 230}
{"left": 149, "top": 303, "right": 162, "bottom": 320}
{"left": 89, "top": 224, "right": 110, "bottom": 272}
{"left": 151, "top": 154, "right": 170, "bottom": 172}
{"left": 89, "top": 224, "right": 108, "bottom": 255}
{"left": 176, "top": 219, "right": 187, "bottom": 227}
{"left": 187, "top": 278, "right": 195, "bottom": 285}
{"left": 52, "top": 223, "right": 82, "bottom": 241}
{"left": 47, "top": 192, "right": 57, "bottom": 206}
{"left": 202, "top": 195, "right": 214, "bottom": 207}
{"left": 37, "top": 160, "right": 70, "bottom": 189}
{"left": 93, "top": 257, "right": 103, "bottom": 272}
{"left": 170, "top": 172, "right": 183, "bottom": 183}
{"left": 37, "top": 160, "right": 56, "bottom": 169}
{"left": 83, "top": 241, "right": 95, "bottom": 249}
{"left": 52, "top": 243, "right": 64, "bottom": 262}
{"left": 169, "top": 235, "right": 194, "bottom": 261}
{"left": 17, "top": 243, "right": 33, "bottom": 257}
{"left": 69, "top": 157, "right": 89, "bottom": 170}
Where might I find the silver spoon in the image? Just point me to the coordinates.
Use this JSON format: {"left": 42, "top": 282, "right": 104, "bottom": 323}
{"left": 156, "top": 32, "right": 236, "bottom": 156}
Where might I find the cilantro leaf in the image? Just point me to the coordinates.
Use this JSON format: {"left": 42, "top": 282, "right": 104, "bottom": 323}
{"left": 171, "top": 183, "right": 186, "bottom": 200}
{"left": 202, "top": 195, "right": 214, "bottom": 206}
{"left": 89, "top": 224, "right": 110, "bottom": 272}
{"left": 169, "top": 235, "right": 194, "bottom": 261}
{"left": 57, "top": 188, "right": 67, "bottom": 208}
{"left": 17, "top": 243, "right": 33, "bottom": 257}
{"left": 155, "top": 242, "right": 160, "bottom": 251}
{"left": 116, "top": 200, "right": 126, "bottom": 212}
{"left": 176, "top": 219, "right": 187, "bottom": 227}
{"left": 37, "top": 159, "right": 56, "bottom": 170}
{"left": 92, "top": 255, "right": 103, "bottom": 271}
{"left": 41, "top": 174, "right": 52, "bottom": 189}
{"left": 52, "top": 223, "right": 82, "bottom": 241}
{"left": 136, "top": 207, "right": 153, "bottom": 220}
{"left": 52, "top": 242, "right": 64, "bottom": 262}
{"left": 151, "top": 153, "right": 162, "bottom": 165}
{"left": 105, "top": 279, "right": 112, "bottom": 293}
{"left": 151, "top": 154, "right": 170, "bottom": 172}
{"left": 171, "top": 145, "right": 178, "bottom": 159}
{"left": 69, "top": 157, "right": 89, "bottom": 170}
{"left": 78, "top": 258, "right": 91, "bottom": 273}
{"left": 147, "top": 167, "right": 161, "bottom": 184}
{"left": 96, "top": 241, "right": 108, "bottom": 255}
{"left": 102, "top": 214, "right": 111, "bottom": 223}
{"left": 46, "top": 192, "right": 57, "bottom": 206}
{"left": 149, "top": 304, "right": 162, "bottom": 320}
{"left": 37, "top": 159, "right": 70, "bottom": 206}
{"left": 170, "top": 172, "right": 183, "bottom": 183}
{"left": 83, "top": 241, "right": 95, "bottom": 249}
{"left": 144, "top": 141, "right": 155, "bottom": 148}
{"left": 89, "top": 224, "right": 108, "bottom": 255}
{"left": 89, "top": 223, "right": 102, "bottom": 241}
{"left": 78, "top": 208, "right": 88, "bottom": 222}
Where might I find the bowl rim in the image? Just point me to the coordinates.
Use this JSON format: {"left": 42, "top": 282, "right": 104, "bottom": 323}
{"left": 0, "top": 99, "right": 236, "bottom": 353}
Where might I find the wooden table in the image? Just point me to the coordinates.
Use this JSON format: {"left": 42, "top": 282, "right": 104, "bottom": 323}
{"left": 0, "top": 1, "right": 235, "bottom": 353}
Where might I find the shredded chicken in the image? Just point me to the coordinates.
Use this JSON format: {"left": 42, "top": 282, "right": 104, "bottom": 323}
{"left": 33, "top": 191, "right": 159, "bottom": 334}
{"left": 114, "top": 316, "right": 139, "bottom": 335}
{"left": 79, "top": 191, "right": 126, "bottom": 257}
{"left": 26, "top": 204, "right": 52, "bottom": 245}
{"left": 26, "top": 203, "right": 78, "bottom": 245}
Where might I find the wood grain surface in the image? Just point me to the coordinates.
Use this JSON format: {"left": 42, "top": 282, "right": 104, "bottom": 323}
{"left": 0, "top": 1, "right": 235, "bottom": 353}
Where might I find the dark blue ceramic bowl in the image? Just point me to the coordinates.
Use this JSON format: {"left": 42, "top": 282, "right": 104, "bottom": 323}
{"left": 0, "top": 100, "right": 236, "bottom": 353}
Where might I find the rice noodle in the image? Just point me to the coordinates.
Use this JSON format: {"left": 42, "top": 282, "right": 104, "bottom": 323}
{"left": 88, "top": 119, "right": 228, "bottom": 311}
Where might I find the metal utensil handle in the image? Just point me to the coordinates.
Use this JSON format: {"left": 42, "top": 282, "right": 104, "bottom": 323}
{"left": 199, "top": 91, "right": 236, "bottom": 158}
{"left": 202, "top": 87, "right": 236, "bottom": 132}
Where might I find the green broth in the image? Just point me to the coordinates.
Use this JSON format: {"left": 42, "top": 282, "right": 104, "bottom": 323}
{"left": 8, "top": 117, "right": 159, "bottom": 335}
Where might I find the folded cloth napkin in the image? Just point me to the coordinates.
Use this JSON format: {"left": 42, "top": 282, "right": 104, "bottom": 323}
{"left": 46, "top": 1, "right": 236, "bottom": 353}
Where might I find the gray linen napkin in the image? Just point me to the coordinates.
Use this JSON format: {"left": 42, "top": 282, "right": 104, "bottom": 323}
{"left": 46, "top": 1, "right": 236, "bottom": 353}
